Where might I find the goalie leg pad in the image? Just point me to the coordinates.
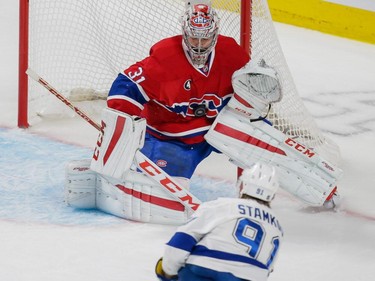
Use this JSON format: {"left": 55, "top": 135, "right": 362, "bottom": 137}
{"left": 65, "top": 159, "right": 97, "bottom": 209}
{"left": 205, "top": 107, "right": 343, "bottom": 206}
{"left": 97, "top": 172, "right": 191, "bottom": 225}
{"left": 66, "top": 159, "right": 191, "bottom": 224}
{"left": 90, "top": 107, "right": 146, "bottom": 179}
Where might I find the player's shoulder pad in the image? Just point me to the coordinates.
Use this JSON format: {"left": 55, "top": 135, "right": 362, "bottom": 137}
{"left": 217, "top": 34, "right": 238, "bottom": 45}
{"left": 150, "top": 35, "right": 183, "bottom": 59}
{"left": 201, "top": 197, "right": 236, "bottom": 210}
{"left": 216, "top": 35, "right": 250, "bottom": 65}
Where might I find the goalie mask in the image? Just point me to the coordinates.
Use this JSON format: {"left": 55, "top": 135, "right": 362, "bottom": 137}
{"left": 182, "top": 1, "right": 219, "bottom": 68}
{"left": 237, "top": 163, "right": 279, "bottom": 202}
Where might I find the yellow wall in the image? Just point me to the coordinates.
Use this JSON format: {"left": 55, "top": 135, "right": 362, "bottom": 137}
{"left": 268, "top": 0, "right": 375, "bottom": 44}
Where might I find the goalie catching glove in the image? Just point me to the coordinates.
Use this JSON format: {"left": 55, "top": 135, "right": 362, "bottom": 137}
{"left": 205, "top": 59, "right": 343, "bottom": 207}
{"left": 228, "top": 59, "right": 282, "bottom": 122}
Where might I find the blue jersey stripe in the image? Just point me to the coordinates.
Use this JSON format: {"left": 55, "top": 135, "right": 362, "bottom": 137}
{"left": 146, "top": 125, "right": 210, "bottom": 139}
{"left": 108, "top": 73, "right": 148, "bottom": 105}
{"left": 167, "top": 232, "right": 197, "bottom": 252}
{"left": 192, "top": 245, "right": 269, "bottom": 270}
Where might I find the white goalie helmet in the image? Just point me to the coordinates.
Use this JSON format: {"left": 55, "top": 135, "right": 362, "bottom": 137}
{"left": 181, "top": 1, "right": 220, "bottom": 68}
{"left": 237, "top": 163, "right": 279, "bottom": 202}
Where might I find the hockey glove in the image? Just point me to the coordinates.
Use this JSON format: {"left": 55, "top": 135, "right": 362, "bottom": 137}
{"left": 155, "top": 258, "right": 178, "bottom": 281}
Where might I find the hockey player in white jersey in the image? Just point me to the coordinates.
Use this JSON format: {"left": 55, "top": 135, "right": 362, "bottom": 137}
{"left": 155, "top": 163, "right": 283, "bottom": 281}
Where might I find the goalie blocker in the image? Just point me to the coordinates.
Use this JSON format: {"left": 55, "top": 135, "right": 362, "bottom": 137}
{"left": 205, "top": 60, "right": 343, "bottom": 207}
{"left": 90, "top": 107, "right": 146, "bottom": 179}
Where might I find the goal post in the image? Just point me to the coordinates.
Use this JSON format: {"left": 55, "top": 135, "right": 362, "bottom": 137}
{"left": 18, "top": 0, "right": 29, "bottom": 128}
{"left": 18, "top": 0, "right": 341, "bottom": 165}
{"left": 240, "top": 0, "right": 251, "bottom": 55}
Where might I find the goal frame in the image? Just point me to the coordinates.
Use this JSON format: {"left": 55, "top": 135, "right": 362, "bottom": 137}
{"left": 17, "top": 0, "right": 252, "bottom": 128}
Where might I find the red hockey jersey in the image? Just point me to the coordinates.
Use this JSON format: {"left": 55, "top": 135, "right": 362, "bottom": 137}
{"left": 108, "top": 35, "right": 249, "bottom": 144}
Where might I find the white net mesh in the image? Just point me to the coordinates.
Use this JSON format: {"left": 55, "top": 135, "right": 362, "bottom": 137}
{"left": 26, "top": 0, "right": 340, "bottom": 164}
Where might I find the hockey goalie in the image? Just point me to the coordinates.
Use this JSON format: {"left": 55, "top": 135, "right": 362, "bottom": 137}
{"left": 64, "top": 59, "right": 342, "bottom": 225}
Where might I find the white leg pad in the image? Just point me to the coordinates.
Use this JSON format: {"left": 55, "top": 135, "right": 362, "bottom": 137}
{"left": 205, "top": 107, "right": 343, "bottom": 206}
{"left": 65, "top": 159, "right": 97, "bottom": 209}
{"left": 97, "top": 173, "right": 191, "bottom": 225}
{"left": 65, "top": 159, "right": 191, "bottom": 225}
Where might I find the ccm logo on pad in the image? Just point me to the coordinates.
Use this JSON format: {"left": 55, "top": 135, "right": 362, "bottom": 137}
{"left": 284, "top": 138, "right": 315, "bottom": 158}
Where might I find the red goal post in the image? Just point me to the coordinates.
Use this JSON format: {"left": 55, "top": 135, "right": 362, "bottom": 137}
{"left": 18, "top": 0, "right": 341, "bottom": 166}
{"left": 18, "top": 0, "right": 29, "bottom": 128}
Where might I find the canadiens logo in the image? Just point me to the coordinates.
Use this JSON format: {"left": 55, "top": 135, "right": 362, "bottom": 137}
{"left": 156, "top": 159, "right": 167, "bottom": 167}
{"left": 192, "top": 16, "right": 209, "bottom": 26}
{"left": 184, "top": 79, "right": 192, "bottom": 90}
{"left": 165, "top": 93, "right": 225, "bottom": 118}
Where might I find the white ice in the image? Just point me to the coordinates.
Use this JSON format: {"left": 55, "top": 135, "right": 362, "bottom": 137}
{"left": 1, "top": 1, "right": 375, "bottom": 280}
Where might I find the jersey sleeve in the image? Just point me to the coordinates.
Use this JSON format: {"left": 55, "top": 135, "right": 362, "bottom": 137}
{"left": 107, "top": 54, "right": 157, "bottom": 116}
{"left": 162, "top": 200, "right": 227, "bottom": 275}
{"left": 107, "top": 42, "right": 169, "bottom": 116}
{"left": 107, "top": 72, "right": 149, "bottom": 116}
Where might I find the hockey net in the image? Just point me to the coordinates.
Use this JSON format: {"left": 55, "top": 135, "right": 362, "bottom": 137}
{"left": 19, "top": 0, "right": 341, "bottom": 165}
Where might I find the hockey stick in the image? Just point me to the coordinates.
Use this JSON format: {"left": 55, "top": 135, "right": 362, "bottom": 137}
{"left": 26, "top": 69, "right": 101, "bottom": 131}
{"left": 26, "top": 68, "right": 201, "bottom": 212}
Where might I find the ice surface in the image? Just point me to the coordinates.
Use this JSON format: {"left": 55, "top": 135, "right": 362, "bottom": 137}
{"left": 0, "top": 1, "right": 375, "bottom": 280}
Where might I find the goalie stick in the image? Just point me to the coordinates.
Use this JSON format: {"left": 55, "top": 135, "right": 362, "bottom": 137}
{"left": 26, "top": 68, "right": 201, "bottom": 212}
{"left": 26, "top": 69, "right": 102, "bottom": 131}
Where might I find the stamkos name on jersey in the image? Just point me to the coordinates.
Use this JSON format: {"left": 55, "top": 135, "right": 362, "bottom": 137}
{"left": 238, "top": 204, "right": 283, "bottom": 235}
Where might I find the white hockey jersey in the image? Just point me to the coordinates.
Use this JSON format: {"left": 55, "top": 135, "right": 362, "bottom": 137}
{"left": 162, "top": 197, "right": 284, "bottom": 281}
